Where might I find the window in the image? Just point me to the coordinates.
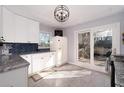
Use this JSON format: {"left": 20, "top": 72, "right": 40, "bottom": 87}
{"left": 39, "top": 32, "right": 51, "bottom": 49}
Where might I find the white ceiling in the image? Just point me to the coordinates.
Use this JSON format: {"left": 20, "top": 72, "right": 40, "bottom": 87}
{"left": 5, "top": 5, "right": 124, "bottom": 28}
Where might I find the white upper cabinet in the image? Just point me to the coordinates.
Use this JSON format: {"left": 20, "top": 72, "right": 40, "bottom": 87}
{"left": 15, "top": 15, "right": 39, "bottom": 43}
{"left": 0, "top": 6, "right": 3, "bottom": 39}
{"left": 26, "top": 19, "right": 39, "bottom": 43}
{"left": 2, "top": 7, "right": 16, "bottom": 42}
{"left": 15, "top": 15, "right": 28, "bottom": 43}
{"left": 0, "top": 7, "right": 39, "bottom": 43}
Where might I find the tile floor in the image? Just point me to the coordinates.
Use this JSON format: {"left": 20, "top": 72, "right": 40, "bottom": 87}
{"left": 28, "top": 64, "right": 110, "bottom": 87}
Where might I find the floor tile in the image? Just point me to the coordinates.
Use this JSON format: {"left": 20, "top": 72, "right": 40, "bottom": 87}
{"left": 28, "top": 64, "right": 110, "bottom": 87}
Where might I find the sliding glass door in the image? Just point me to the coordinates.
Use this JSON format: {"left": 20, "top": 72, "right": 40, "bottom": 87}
{"left": 76, "top": 23, "right": 120, "bottom": 72}
{"left": 77, "top": 29, "right": 112, "bottom": 68}
{"left": 94, "top": 29, "right": 112, "bottom": 67}
{"left": 78, "top": 32, "right": 90, "bottom": 63}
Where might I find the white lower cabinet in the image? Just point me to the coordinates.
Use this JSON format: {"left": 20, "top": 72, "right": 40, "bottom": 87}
{"left": 32, "top": 52, "right": 56, "bottom": 73}
{"left": 21, "top": 52, "right": 56, "bottom": 75}
{"left": 21, "top": 54, "right": 32, "bottom": 75}
{"left": 0, "top": 67, "right": 28, "bottom": 87}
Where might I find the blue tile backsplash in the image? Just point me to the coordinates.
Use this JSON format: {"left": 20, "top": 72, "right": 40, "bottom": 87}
{"left": 0, "top": 43, "right": 50, "bottom": 55}
{"left": 9, "top": 43, "right": 38, "bottom": 54}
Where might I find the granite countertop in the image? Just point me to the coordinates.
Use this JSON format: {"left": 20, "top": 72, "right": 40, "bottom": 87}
{"left": 112, "top": 54, "right": 124, "bottom": 57}
{"left": 20, "top": 51, "right": 56, "bottom": 55}
{"left": 0, "top": 51, "right": 55, "bottom": 73}
{"left": 0, "top": 55, "right": 29, "bottom": 73}
{"left": 112, "top": 54, "right": 124, "bottom": 62}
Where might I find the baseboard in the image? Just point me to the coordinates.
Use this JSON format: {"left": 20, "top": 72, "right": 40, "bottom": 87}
{"left": 55, "top": 62, "right": 68, "bottom": 67}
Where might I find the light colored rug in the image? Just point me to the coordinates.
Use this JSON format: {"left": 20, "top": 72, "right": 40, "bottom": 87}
{"left": 42, "top": 70, "right": 92, "bottom": 79}
{"left": 52, "top": 64, "right": 84, "bottom": 71}
{"left": 31, "top": 69, "right": 92, "bottom": 81}
{"left": 31, "top": 74, "right": 42, "bottom": 82}
{"left": 31, "top": 71, "right": 54, "bottom": 82}
{"left": 31, "top": 64, "right": 92, "bottom": 81}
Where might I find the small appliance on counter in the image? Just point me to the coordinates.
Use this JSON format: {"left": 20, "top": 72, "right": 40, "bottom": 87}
{"left": 1, "top": 44, "right": 12, "bottom": 56}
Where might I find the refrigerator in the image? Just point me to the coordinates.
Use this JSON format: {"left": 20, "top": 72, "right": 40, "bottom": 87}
{"left": 50, "top": 36, "right": 67, "bottom": 67}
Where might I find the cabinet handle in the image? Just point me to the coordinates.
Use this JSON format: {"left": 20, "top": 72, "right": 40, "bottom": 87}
{"left": 0, "top": 36, "right": 5, "bottom": 42}
{"left": 1, "top": 36, "right": 3, "bottom": 39}
{"left": 41, "top": 57, "right": 44, "bottom": 59}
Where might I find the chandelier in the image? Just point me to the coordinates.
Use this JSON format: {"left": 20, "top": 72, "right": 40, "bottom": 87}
{"left": 54, "top": 5, "right": 70, "bottom": 22}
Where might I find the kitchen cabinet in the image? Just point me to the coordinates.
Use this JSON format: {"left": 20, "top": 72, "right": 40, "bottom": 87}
{"left": 21, "top": 52, "right": 56, "bottom": 75}
{"left": 15, "top": 15, "right": 28, "bottom": 43}
{"left": 15, "top": 15, "right": 39, "bottom": 43}
{"left": 2, "top": 7, "right": 16, "bottom": 42}
{"left": 21, "top": 54, "right": 32, "bottom": 75}
{"left": 0, "top": 6, "right": 2, "bottom": 39}
{"left": 0, "top": 67, "right": 28, "bottom": 87}
{"left": 32, "top": 52, "right": 55, "bottom": 73}
{"left": 0, "top": 6, "right": 39, "bottom": 43}
{"left": 26, "top": 19, "right": 39, "bottom": 43}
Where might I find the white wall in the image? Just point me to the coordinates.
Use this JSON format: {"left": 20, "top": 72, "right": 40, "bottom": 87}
{"left": 64, "top": 12, "right": 124, "bottom": 63}
{"left": 39, "top": 23, "right": 55, "bottom": 36}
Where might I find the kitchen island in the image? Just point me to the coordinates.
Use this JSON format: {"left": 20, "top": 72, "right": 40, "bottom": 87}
{"left": 112, "top": 55, "right": 124, "bottom": 87}
{"left": 0, "top": 55, "right": 29, "bottom": 87}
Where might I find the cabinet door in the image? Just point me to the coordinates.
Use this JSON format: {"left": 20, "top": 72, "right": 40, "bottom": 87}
{"left": 0, "top": 67, "right": 28, "bottom": 87}
{"left": 30, "top": 21, "right": 39, "bottom": 43}
{"left": 2, "top": 7, "right": 15, "bottom": 42}
{"left": 38, "top": 53, "right": 55, "bottom": 69}
{"left": 15, "top": 15, "right": 28, "bottom": 43}
{"left": 26, "top": 19, "right": 39, "bottom": 43}
{"left": 0, "top": 6, "right": 2, "bottom": 38}
{"left": 45, "top": 52, "right": 56, "bottom": 68}
{"left": 32, "top": 54, "right": 40, "bottom": 73}
{"left": 32, "top": 53, "right": 53, "bottom": 72}
{"left": 21, "top": 55, "right": 32, "bottom": 75}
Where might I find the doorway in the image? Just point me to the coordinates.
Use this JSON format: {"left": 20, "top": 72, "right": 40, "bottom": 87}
{"left": 94, "top": 29, "right": 112, "bottom": 67}
{"left": 78, "top": 32, "right": 90, "bottom": 63}
{"left": 76, "top": 23, "right": 120, "bottom": 72}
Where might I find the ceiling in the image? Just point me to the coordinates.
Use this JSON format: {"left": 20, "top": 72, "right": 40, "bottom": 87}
{"left": 5, "top": 5, "right": 124, "bottom": 28}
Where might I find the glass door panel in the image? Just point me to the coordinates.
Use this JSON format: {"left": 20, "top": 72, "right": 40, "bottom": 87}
{"left": 94, "top": 30, "right": 112, "bottom": 67}
{"left": 78, "top": 32, "right": 90, "bottom": 63}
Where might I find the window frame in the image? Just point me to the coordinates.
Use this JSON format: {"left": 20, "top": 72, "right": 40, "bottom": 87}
{"left": 38, "top": 31, "right": 52, "bottom": 49}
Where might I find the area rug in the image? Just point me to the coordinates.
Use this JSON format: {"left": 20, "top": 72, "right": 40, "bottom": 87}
{"left": 31, "top": 74, "right": 42, "bottom": 82}
{"left": 31, "top": 71, "right": 54, "bottom": 82}
{"left": 43, "top": 70, "right": 92, "bottom": 79}
{"left": 52, "top": 64, "right": 84, "bottom": 71}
